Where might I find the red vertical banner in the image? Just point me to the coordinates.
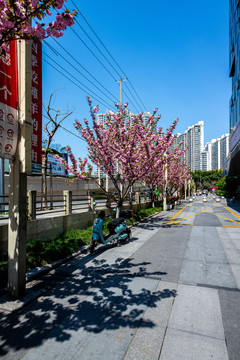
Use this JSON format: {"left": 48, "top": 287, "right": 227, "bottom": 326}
{"left": 31, "top": 41, "right": 42, "bottom": 167}
{"left": 0, "top": 41, "right": 18, "bottom": 159}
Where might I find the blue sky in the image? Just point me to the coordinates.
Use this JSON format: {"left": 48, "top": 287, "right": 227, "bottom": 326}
{"left": 43, "top": 0, "right": 230, "bottom": 159}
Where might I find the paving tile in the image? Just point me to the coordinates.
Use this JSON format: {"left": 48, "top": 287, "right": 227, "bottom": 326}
{"left": 124, "top": 281, "right": 177, "bottom": 360}
{"left": 206, "top": 262, "right": 237, "bottom": 288}
{"left": 179, "top": 259, "right": 206, "bottom": 284}
{"left": 167, "top": 284, "right": 225, "bottom": 340}
{"left": 20, "top": 276, "right": 160, "bottom": 360}
{"left": 219, "top": 289, "right": 240, "bottom": 360}
{"left": 159, "top": 328, "right": 228, "bottom": 360}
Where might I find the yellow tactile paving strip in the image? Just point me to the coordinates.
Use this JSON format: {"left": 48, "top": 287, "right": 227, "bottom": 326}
{"left": 166, "top": 202, "right": 240, "bottom": 227}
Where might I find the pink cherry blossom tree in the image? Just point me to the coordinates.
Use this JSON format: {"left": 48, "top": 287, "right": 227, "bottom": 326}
{"left": 166, "top": 159, "right": 190, "bottom": 197}
{"left": 55, "top": 99, "right": 164, "bottom": 217}
{"left": 0, "top": 0, "right": 76, "bottom": 54}
{"left": 140, "top": 120, "right": 187, "bottom": 207}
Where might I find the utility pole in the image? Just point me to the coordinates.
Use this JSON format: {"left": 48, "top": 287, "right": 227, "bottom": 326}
{"left": 115, "top": 77, "right": 128, "bottom": 107}
{"left": 8, "top": 40, "right": 32, "bottom": 298}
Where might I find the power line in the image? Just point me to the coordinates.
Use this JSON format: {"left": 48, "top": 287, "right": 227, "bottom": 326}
{"left": 67, "top": 12, "right": 122, "bottom": 79}
{"left": 52, "top": 6, "right": 118, "bottom": 85}
{"left": 69, "top": 26, "right": 116, "bottom": 81}
{"left": 65, "top": 27, "right": 141, "bottom": 112}
{"left": 122, "top": 89, "right": 139, "bottom": 113}
{"left": 45, "top": 39, "right": 119, "bottom": 103}
{"left": 128, "top": 79, "right": 147, "bottom": 111}
{"left": 42, "top": 49, "right": 138, "bottom": 114}
{"left": 43, "top": 41, "right": 117, "bottom": 104}
{"left": 71, "top": 0, "right": 127, "bottom": 77}
{"left": 70, "top": 0, "right": 147, "bottom": 111}
{"left": 124, "top": 83, "right": 142, "bottom": 111}
{"left": 65, "top": 3, "right": 143, "bottom": 112}
{"left": 42, "top": 51, "right": 115, "bottom": 109}
{"left": 49, "top": 7, "right": 145, "bottom": 112}
{"left": 59, "top": 125, "right": 85, "bottom": 141}
{"left": 42, "top": 57, "right": 115, "bottom": 111}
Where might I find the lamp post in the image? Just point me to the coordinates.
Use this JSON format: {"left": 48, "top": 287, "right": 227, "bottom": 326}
{"left": 163, "top": 158, "right": 168, "bottom": 211}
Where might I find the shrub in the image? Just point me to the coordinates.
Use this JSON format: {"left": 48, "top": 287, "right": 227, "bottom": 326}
{"left": 0, "top": 205, "right": 163, "bottom": 288}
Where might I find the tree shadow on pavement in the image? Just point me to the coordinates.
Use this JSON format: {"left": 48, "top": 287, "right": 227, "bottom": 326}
{"left": 0, "top": 256, "right": 177, "bottom": 357}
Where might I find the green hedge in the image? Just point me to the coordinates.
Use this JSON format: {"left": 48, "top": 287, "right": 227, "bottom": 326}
{"left": 0, "top": 205, "right": 162, "bottom": 289}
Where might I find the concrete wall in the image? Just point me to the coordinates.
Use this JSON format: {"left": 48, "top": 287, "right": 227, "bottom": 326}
{"left": 0, "top": 202, "right": 153, "bottom": 257}
{"left": 3, "top": 175, "right": 145, "bottom": 197}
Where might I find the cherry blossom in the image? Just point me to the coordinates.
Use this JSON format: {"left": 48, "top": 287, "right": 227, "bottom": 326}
{"left": 0, "top": 0, "right": 77, "bottom": 54}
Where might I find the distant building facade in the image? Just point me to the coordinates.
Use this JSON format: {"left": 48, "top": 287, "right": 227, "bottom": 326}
{"left": 171, "top": 121, "right": 229, "bottom": 172}
{"left": 171, "top": 121, "right": 204, "bottom": 171}
{"left": 201, "top": 142, "right": 212, "bottom": 171}
{"left": 211, "top": 139, "right": 221, "bottom": 170}
{"left": 201, "top": 150, "right": 209, "bottom": 171}
{"left": 229, "top": 0, "right": 240, "bottom": 175}
{"left": 97, "top": 109, "right": 158, "bottom": 128}
{"left": 200, "top": 134, "right": 229, "bottom": 171}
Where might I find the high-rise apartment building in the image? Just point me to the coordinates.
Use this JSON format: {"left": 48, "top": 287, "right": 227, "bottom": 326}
{"left": 211, "top": 139, "right": 221, "bottom": 170}
{"left": 171, "top": 121, "right": 204, "bottom": 171}
{"left": 229, "top": 0, "right": 240, "bottom": 175}
{"left": 201, "top": 142, "right": 212, "bottom": 171}
{"left": 172, "top": 132, "right": 187, "bottom": 163}
{"left": 200, "top": 134, "right": 229, "bottom": 171}
{"left": 201, "top": 150, "right": 209, "bottom": 171}
{"left": 97, "top": 109, "right": 158, "bottom": 128}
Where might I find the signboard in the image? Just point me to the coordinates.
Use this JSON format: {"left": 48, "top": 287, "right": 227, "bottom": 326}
{"left": 31, "top": 41, "right": 42, "bottom": 166}
{"left": 0, "top": 41, "right": 18, "bottom": 159}
{"left": 47, "top": 153, "right": 68, "bottom": 176}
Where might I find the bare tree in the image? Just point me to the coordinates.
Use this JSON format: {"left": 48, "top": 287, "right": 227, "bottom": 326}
{"left": 42, "top": 89, "right": 73, "bottom": 209}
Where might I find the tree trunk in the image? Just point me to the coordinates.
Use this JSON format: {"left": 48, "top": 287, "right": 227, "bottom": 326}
{"left": 150, "top": 191, "right": 155, "bottom": 208}
{"left": 42, "top": 150, "right": 48, "bottom": 210}
{"left": 116, "top": 198, "right": 123, "bottom": 218}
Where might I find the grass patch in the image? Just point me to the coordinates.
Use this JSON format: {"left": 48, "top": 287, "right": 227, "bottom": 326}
{"left": 0, "top": 205, "right": 162, "bottom": 289}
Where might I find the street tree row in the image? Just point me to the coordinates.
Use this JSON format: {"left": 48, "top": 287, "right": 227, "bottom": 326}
{"left": 55, "top": 100, "right": 191, "bottom": 216}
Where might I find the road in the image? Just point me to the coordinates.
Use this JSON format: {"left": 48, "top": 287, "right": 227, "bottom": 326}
{"left": 0, "top": 196, "right": 240, "bottom": 359}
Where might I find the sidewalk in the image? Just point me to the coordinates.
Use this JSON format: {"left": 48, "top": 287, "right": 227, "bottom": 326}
{"left": 0, "top": 201, "right": 239, "bottom": 359}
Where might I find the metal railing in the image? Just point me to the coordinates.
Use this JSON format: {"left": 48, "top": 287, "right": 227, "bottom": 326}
{"left": 0, "top": 190, "right": 152, "bottom": 223}
{"left": 36, "top": 194, "right": 66, "bottom": 213}
{"left": 71, "top": 194, "right": 90, "bottom": 212}
{"left": 0, "top": 195, "right": 9, "bottom": 219}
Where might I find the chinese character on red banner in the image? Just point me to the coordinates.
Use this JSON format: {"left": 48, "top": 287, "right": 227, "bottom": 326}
{"left": 31, "top": 41, "right": 42, "bottom": 166}
{"left": 0, "top": 41, "right": 18, "bottom": 159}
